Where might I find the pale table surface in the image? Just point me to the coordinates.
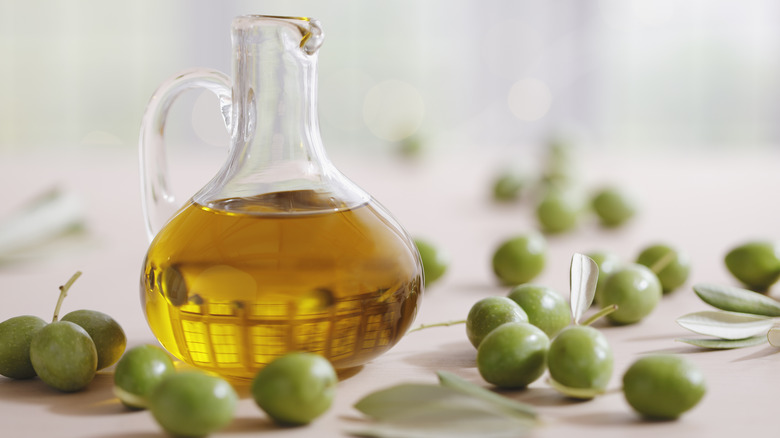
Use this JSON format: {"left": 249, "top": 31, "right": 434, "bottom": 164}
{"left": 1, "top": 145, "right": 779, "bottom": 438}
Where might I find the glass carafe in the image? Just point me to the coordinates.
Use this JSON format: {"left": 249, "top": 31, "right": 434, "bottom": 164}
{"left": 139, "top": 15, "right": 422, "bottom": 380}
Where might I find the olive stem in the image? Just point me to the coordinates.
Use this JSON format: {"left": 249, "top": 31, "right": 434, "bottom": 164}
{"left": 580, "top": 305, "right": 618, "bottom": 327}
{"left": 648, "top": 251, "right": 676, "bottom": 275}
{"left": 407, "top": 319, "right": 466, "bottom": 333}
{"left": 52, "top": 271, "right": 82, "bottom": 323}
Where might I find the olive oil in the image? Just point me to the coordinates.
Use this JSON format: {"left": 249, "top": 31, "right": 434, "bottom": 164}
{"left": 141, "top": 191, "right": 422, "bottom": 380}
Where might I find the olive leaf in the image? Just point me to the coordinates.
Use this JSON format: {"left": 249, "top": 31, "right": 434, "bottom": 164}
{"left": 676, "top": 310, "right": 775, "bottom": 340}
{"left": 693, "top": 283, "right": 780, "bottom": 317}
{"left": 350, "top": 374, "right": 536, "bottom": 438}
{"left": 346, "top": 411, "right": 533, "bottom": 438}
{"left": 569, "top": 253, "right": 599, "bottom": 324}
{"left": 676, "top": 336, "right": 767, "bottom": 349}
{"left": 436, "top": 371, "right": 536, "bottom": 419}
{"left": 0, "top": 189, "right": 86, "bottom": 262}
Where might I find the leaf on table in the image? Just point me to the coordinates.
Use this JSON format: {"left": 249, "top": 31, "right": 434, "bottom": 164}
{"left": 436, "top": 371, "right": 536, "bottom": 419}
{"left": 346, "top": 411, "right": 533, "bottom": 438}
{"left": 354, "top": 384, "right": 526, "bottom": 422}
{"left": 351, "top": 378, "right": 536, "bottom": 438}
{"left": 676, "top": 310, "right": 775, "bottom": 340}
{"left": 569, "top": 253, "right": 599, "bottom": 324}
{"left": 0, "top": 188, "right": 87, "bottom": 262}
{"left": 676, "top": 335, "right": 768, "bottom": 349}
{"left": 693, "top": 283, "right": 780, "bottom": 317}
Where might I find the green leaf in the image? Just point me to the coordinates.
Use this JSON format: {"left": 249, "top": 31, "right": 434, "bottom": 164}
{"left": 355, "top": 384, "right": 464, "bottom": 421}
{"left": 676, "top": 310, "right": 775, "bottom": 340}
{"left": 570, "top": 253, "right": 598, "bottom": 324}
{"left": 436, "top": 371, "right": 536, "bottom": 419}
{"left": 547, "top": 377, "right": 605, "bottom": 400}
{"left": 0, "top": 188, "right": 86, "bottom": 262}
{"left": 355, "top": 384, "right": 527, "bottom": 422}
{"left": 352, "top": 375, "right": 538, "bottom": 438}
{"left": 346, "top": 413, "right": 533, "bottom": 438}
{"left": 693, "top": 283, "right": 780, "bottom": 317}
{"left": 676, "top": 336, "right": 768, "bottom": 349}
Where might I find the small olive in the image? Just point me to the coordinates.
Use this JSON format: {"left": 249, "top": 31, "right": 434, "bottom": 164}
{"left": 507, "top": 284, "right": 570, "bottom": 338}
{"left": 598, "top": 264, "right": 662, "bottom": 325}
{"left": 492, "top": 169, "right": 525, "bottom": 202}
{"left": 541, "top": 136, "right": 577, "bottom": 187}
{"left": 149, "top": 371, "right": 237, "bottom": 437}
{"left": 29, "top": 321, "right": 97, "bottom": 392}
{"left": 535, "top": 188, "right": 583, "bottom": 234}
{"left": 414, "top": 239, "right": 450, "bottom": 287}
{"left": 591, "top": 187, "right": 637, "bottom": 227}
{"left": 636, "top": 244, "right": 691, "bottom": 294}
{"left": 547, "top": 325, "right": 613, "bottom": 398}
{"left": 0, "top": 315, "right": 48, "bottom": 379}
{"left": 586, "top": 251, "right": 621, "bottom": 303}
{"left": 724, "top": 241, "right": 780, "bottom": 292}
{"left": 622, "top": 354, "right": 706, "bottom": 420}
{"left": 492, "top": 232, "right": 547, "bottom": 285}
{"left": 251, "top": 352, "right": 337, "bottom": 426}
{"left": 62, "top": 309, "right": 127, "bottom": 370}
{"left": 113, "top": 344, "right": 176, "bottom": 409}
{"left": 466, "top": 296, "right": 529, "bottom": 348}
{"left": 476, "top": 322, "right": 550, "bottom": 389}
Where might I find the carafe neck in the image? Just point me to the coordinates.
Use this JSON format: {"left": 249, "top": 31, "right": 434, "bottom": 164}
{"left": 194, "top": 16, "right": 368, "bottom": 211}
{"left": 231, "top": 16, "right": 325, "bottom": 168}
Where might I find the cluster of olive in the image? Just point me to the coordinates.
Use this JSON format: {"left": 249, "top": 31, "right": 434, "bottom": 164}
{"left": 724, "top": 240, "right": 780, "bottom": 292}
{"left": 490, "top": 233, "right": 691, "bottom": 325}
{"left": 491, "top": 139, "right": 638, "bottom": 234}
{"left": 465, "top": 285, "right": 613, "bottom": 396}
{"left": 112, "top": 345, "right": 337, "bottom": 437}
{"left": 589, "top": 243, "right": 692, "bottom": 324}
{"left": 0, "top": 272, "right": 127, "bottom": 392}
{"left": 464, "top": 268, "right": 705, "bottom": 419}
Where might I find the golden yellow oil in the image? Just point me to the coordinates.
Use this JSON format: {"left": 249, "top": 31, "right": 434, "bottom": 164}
{"left": 141, "top": 190, "right": 422, "bottom": 380}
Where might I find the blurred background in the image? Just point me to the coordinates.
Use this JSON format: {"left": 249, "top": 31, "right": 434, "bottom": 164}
{"left": 1, "top": 0, "right": 780, "bottom": 157}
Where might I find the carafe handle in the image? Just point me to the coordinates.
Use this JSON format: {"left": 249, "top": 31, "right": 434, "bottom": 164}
{"left": 139, "top": 68, "right": 232, "bottom": 242}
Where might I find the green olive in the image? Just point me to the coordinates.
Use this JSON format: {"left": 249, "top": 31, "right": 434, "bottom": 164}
{"left": 29, "top": 321, "right": 97, "bottom": 392}
{"left": 476, "top": 322, "right": 550, "bottom": 389}
{"left": 598, "top": 264, "right": 662, "bottom": 325}
{"left": 492, "top": 232, "right": 547, "bottom": 285}
{"left": 724, "top": 241, "right": 780, "bottom": 292}
{"left": 636, "top": 244, "right": 691, "bottom": 294}
{"left": 541, "top": 136, "right": 577, "bottom": 187}
{"left": 622, "top": 354, "right": 706, "bottom": 420}
{"left": 547, "top": 325, "right": 613, "bottom": 398}
{"left": 591, "top": 187, "right": 637, "bottom": 227}
{"left": 149, "top": 371, "right": 237, "bottom": 437}
{"left": 252, "top": 352, "right": 337, "bottom": 426}
{"left": 414, "top": 239, "right": 450, "bottom": 287}
{"left": 466, "top": 296, "right": 529, "bottom": 348}
{"left": 586, "top": 251, "right": 621, "bottom": 304}
{"left": 507, "top": 284, "right": 570, "bottom": 338}
{"left": 534, "top": 188, "right": 582, "bottom": 234}
{"left": 61, "top": 309, "right": 126, "bottom": 370}
{"left": 492, "top": 170, "right": 524, "bottom": 202}
{"left": 113, "top": 344, "right": 176, "bottom": 409}
{"left": 0, "top": 315, "right": 47, "bottom": 379}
